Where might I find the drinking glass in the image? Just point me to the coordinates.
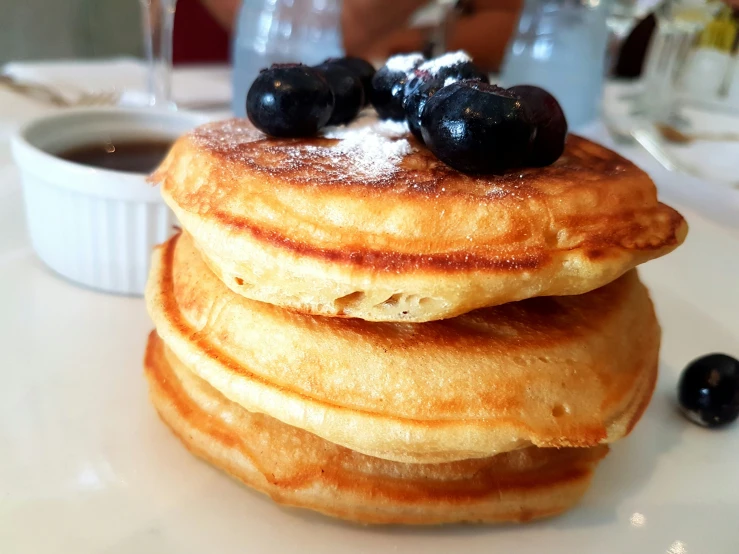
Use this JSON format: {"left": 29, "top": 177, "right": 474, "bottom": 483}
{"left": 635, "top": 0, "right": 723, "bottom": 122}
{"left": 139, "top": 0, "right": 178, "bottom": 109}
{"left": 500, "top": 0, "right": 611, "bottom": 129}
{"left": 231, "top": 0, "right": 343, "bottom": 116}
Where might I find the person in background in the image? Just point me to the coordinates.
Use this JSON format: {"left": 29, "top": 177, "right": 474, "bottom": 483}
{"left": 196, "top": 0, "right": 738, "bottom": 74}
{"left": 0, "top": 0, "right": 526, "bottom": 72}
{"left": 341, "top": 0, "right": 522, "bottom": 72}
{"left": 196, "top": 0, "right": 522, "bottom": 72}
{"left": 2, "top": 0, "right": 734, "bottom": 70}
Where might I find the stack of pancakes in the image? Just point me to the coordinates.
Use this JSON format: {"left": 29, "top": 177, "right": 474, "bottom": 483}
{"left": 144, "top": 116, "right": 687, "bottom": 525}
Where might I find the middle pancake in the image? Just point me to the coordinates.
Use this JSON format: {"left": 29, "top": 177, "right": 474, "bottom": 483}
{"left": 146, "top": 232, "right": 660, "bottom": 464}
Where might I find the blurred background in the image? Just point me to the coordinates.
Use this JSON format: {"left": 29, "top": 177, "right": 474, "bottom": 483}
{"left": 0, "top": 0, "right": 146, "bottom": 62}
{"left": 1, "top": 0, "right": 739, "bottom": 223}
{"left": 0, "top": 0, "right": 690, "bottom": 70}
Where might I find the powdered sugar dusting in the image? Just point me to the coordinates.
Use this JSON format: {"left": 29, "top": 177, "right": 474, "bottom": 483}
{"left": 314, "top": 115, "right": 414, "bottom": 180}
{"left": 324, "top": 114, "right": 410, "bottom": 141}
{"left": 373, "top": 119, "right": 412, "bottom": 139}
{"left": 321, "top": 112, "right": 377, "bottom": 139}
{"left": 385, "top": 53, "right": 424, "bottom": 73}
{"left": 419, "top": 51, "right": 470, "bottom": 74}
{"left": 190, "top": 115, "right": 415, "bottom": 184}
{"left": 329, "top": 124, "right": 413, "bottom": 180}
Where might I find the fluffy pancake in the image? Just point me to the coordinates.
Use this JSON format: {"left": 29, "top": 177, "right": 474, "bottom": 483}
{"left": 153, "top": 116, "right": 687, "bottom": 322}
{"left": 145, "top": 331, "right": 610, "bottom": 525}
{"left": 145, "top": 233, "right": 659, "bottom": 464}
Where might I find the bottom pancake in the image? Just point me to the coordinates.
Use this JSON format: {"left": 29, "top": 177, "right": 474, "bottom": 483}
{"left": 144, "top": 331, "right": 609, "bottom": 525}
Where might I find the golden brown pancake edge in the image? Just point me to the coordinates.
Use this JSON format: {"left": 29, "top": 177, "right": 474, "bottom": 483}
{"left": 144, "top": 232, "right": 659, "bottom": 463}
{"left": 153, "top": 118, "right": 687, "bottom": 321}
{"left": 145, "top": 331, "right": 610, "bottom": 525}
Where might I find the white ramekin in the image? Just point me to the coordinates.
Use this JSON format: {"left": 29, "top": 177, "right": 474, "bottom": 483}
{"left": 11, "top": 108, "right": 210, "bottom": 295}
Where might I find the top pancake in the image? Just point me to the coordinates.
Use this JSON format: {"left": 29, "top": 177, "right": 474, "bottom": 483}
{"left": 154, "top": 114, "right": 687, "bottom": 322}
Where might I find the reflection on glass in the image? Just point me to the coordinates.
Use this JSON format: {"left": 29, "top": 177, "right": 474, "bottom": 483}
{"left": 500, "top": 0, "right": 610, "bottom": 128}
{"left": 139, "top": 0, "right": 179, "bottom": 109}
{"left": 636, "top": 0, "right": 722, "bottom": 123}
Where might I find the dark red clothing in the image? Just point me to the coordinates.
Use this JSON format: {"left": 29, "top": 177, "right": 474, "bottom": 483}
{"left": 173, "top": 0, "right": 231, "bottom": 64}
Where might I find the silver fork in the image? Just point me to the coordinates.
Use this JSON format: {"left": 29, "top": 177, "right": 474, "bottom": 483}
{"left": 0, "top": 74, "right": 119, "bottom": 107}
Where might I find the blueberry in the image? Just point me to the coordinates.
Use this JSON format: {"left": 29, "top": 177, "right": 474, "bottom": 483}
{"left": 403, "top": 56, "right": 487, "bottom": 143}
{"left": 678, "top": 353, "right": 739, "bottom": 428}
{"left": 403, "top": 73, "right": 444, "bottom": 142}
{"left": 508, "top": 85, "right": 567, "bottom": 166}
{"left": 402, "top": 53, "right": 485, "bottom": 112}
{"left": 325, "top": 57, "right": 375, "bottom": 106}
{"left": 436, "top": 59, "right": 488, "bottom": 83}
{"left": 246, "top": 64, "right": 333, "bottom": 137}
{"left": 420, "top": 81, "right": 536, "bottom": 173}
{"left": 402, "top": 69, "right": 433, "bottom": 108}
{"left": 370, "top": 53, "right": 424, "bottom": 120}
{"left": 315, "top": 62, "right": 364, "bottom": 125}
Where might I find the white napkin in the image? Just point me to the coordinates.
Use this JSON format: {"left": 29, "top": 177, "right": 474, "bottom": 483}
{"left": 2, "top": 58, "right": 232, "bottom": 110}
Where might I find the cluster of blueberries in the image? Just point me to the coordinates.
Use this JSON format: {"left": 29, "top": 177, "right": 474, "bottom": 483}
{"left": 246, "top": 52, "right": 568, "bottom": 174}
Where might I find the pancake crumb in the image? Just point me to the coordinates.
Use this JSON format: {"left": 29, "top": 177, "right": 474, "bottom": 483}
{"left": 321, "top": 118, "right": 413, "bottom": 180}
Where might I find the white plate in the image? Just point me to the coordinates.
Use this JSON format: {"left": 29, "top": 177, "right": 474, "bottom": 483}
{"left": 1, "top": 183, "right": 738, "bottom": 553}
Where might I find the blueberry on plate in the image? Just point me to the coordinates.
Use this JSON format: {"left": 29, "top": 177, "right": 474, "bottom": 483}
{"left": 315, "top": 61, "right": 365, "bottom": 125}
{"left": 370, "top": 53, "right": 424, "bottom": 120}
{"left": 246, "top": 64, "right": 334, "bottom": 137}
{"left": 508, "top": 85, "right": 567, "bottom": 166}
{"left": 678, "top": 353, "right": 739, "bottom": 428}
{"left": 420, "top": 80, "right": 536, "bottom": 173}
{"left": 325, "top": 57, "right": 375, "bottom": 106}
